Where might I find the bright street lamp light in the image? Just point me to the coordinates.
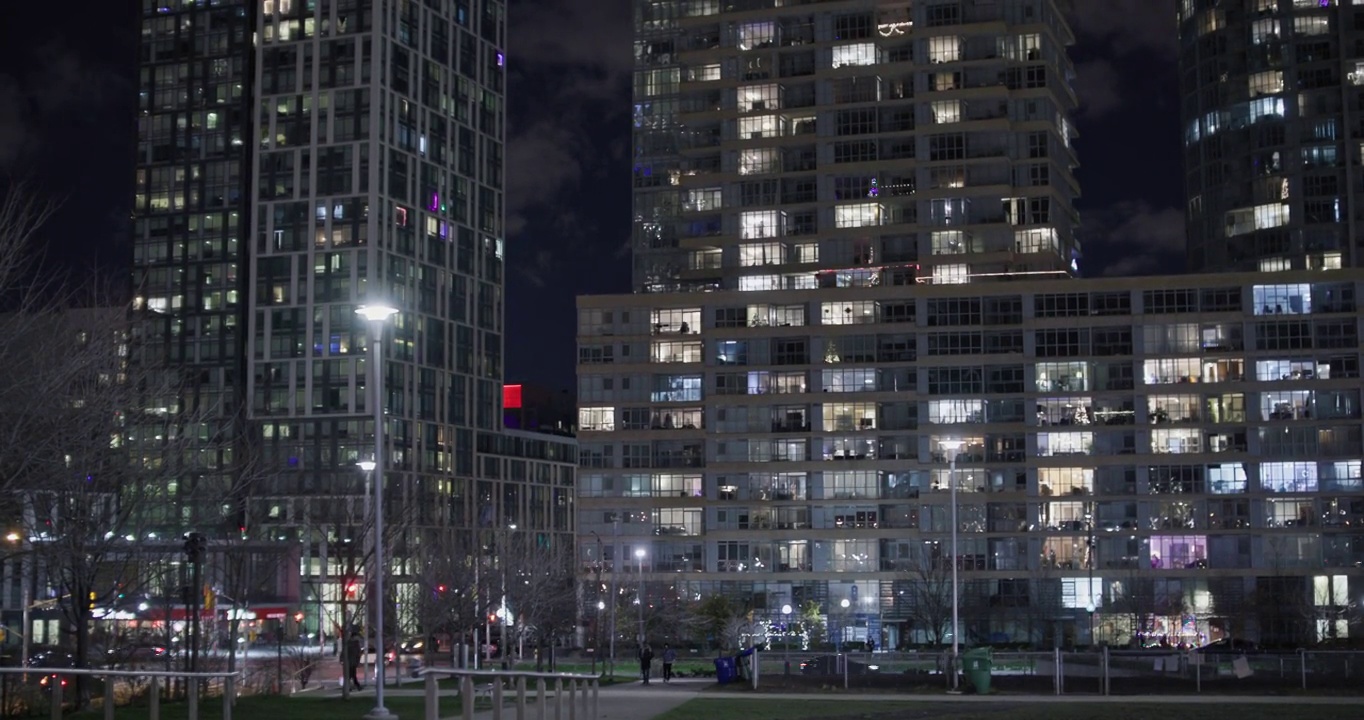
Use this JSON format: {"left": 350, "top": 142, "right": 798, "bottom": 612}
{"left": 356, "top": 303, "right": 398, "bottom": 720}
{"left": 355, "top": 304, "right": 400, "bottom": 324}
{"left": 937, "top": 439, "right": 964, "bottom": 691}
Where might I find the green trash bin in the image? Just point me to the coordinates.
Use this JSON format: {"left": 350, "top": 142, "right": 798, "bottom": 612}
{"left": 962, "top": 647, "right": 993, "bottom": 694}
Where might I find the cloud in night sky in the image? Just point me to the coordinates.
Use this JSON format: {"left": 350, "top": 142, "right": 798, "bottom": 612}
{"left": 1069, "top": 0, "right": 1180, "bottom": 60}
{"left": 1088, "top": 201, "right": 1187, "bottom": 277}
{"left": 1072, "top": 58, "right": 1124, "bottom": 119}
{"left": 505, "top": 0, "right": 632, "bottom": 230}
{"left": 0, "top": 41, "right": 127, "bottom": 173}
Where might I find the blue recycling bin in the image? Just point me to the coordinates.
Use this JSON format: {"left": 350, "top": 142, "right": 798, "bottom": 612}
{"left": 714, "top": 656, "right": 737, "bottom": 684}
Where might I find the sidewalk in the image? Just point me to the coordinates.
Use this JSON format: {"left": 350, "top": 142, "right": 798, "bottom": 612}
{"left": 312, "top": 670, "right": 709, "bottom": 719}
{"left": 309, "top": 670, "right": 1364, "bottom": 719}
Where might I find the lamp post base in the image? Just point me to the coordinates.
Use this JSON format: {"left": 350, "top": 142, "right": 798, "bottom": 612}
{"left": 364, "top": 707, "right": 398, "bottom": 720}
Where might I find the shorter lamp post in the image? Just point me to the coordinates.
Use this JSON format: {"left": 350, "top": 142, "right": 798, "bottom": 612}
{"left": 938, "top": 439, "right": 964, "bottom": 691}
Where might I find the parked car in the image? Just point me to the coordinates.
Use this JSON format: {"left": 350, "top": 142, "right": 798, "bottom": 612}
{"left": 26, "top": 650, "right": 78, "bottom": 689}
{"left": 106, "top": 644, "right": 170, "bottom": 665}
{"left": 799, "top": 655, "right": 880, "bottom": 675}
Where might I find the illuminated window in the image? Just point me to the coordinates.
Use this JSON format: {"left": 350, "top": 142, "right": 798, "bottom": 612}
{"left": 740, "top": 210, "right": 782, "bottom": 238}
{"left": 651, "top": 340, "right": 703, "bottom": 364}
{"left": 738, "top": 115, "right": 781, "bottom": 139}
{"left": 1149, "top": 535, "right": 1207, "bottom": 569}
{"left": 821, "top": 402, "right": 877, "bottom": 432}
{"left": 1293, "top": 15, "right": 1330, "bottom": 35}
{"left": 636, "top": 68, "right": 680, "bottom": 97}
{"left": 689, "top": 64, "right": 721, "bottom": 82}
{"left": 997, "top": 33, "right": 1041, "bottom": 61}
{"left": 737, "top": 84, "right": 781, "bottom": 112}
{"left": 739, "top": 148, "right": 780, "bottom": 175}
{"left": 1014, "top": 227, "right": 1058, "bottom": 254}
{"left": 931, "top": 99, "right": 961, "bottom": 124}
{"left": 931, "top": 230, "right": 967, "bottom": 255}
{"left": 1223, "top": 203, "right": 1289, "bottom": 237}
{"left": 578, "top": 407, "right": 616, "bottom": 431}
{"left": 931, "top": 71, "right": 959, "bottom": 91}
{"left": 687, "top": 188, "right": 722, "bottom": 212}
{"left": 1038, "top": 468, "right": 1093, "bottom": 496}
{"left": 834, "top": 203, "right": 882, "bottom": 229}
{"left": 927, "top": 36, "right": 961, "bottom": 63}
{"left": 831, "top": 43, "right": 877, "bottom": 67}
{"left": 737, "top": 21, "right": 775, "bottom": 50}
{"left": 738, "top": 243, "right": 783, "bottom": 266}
{"left": 738, "top": 275, "right": 781, "bottom": 291}
{"left": 1248, "top": 70, "right": 1283, "bottom": 96}
{"left": 928, "top": 399, "right": 984, "bottom": 424}
{"left": 932, "top": 263, "right": 968, "bottom": 284}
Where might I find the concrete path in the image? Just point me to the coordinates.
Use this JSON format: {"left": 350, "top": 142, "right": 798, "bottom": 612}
{"left": 307, "top": 673, "right": 1364, "bottom": 720}
{"left": 311, "top": 674, "right": 709, "bottom": 719}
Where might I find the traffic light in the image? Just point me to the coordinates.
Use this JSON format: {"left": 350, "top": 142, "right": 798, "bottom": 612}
{"left": 183, "top": 532, "right": 207, "bottom": 563}
{"left": 87, "top": 592, "right": 96, "bottom": 611}
{"left": 344, "top": 580, "right": 358, "bottom": 598}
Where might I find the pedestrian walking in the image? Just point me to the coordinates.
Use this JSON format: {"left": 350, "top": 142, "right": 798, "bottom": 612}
{"left": 661, "top": 644, "right": 677, "bottom": 683}
{"left": 345, "top": 632, "right": 364, "bottom": 690}
{"left": 639, "top": 644, "right": 655, "bottom": 684}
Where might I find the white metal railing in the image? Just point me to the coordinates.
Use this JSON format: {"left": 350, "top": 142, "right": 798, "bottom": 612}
{"left": 419, "top": 668, "right": 600, "bottom": 720}
{"left": 0, "top": 667, "right": 238, "bottom": 720}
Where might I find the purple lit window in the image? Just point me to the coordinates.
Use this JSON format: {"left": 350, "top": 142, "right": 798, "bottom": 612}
{"left": 497, "top": 52, "right": 505, "bottom": 67}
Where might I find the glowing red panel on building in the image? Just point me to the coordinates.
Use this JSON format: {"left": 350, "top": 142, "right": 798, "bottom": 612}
{"left": 503, "top": 384, "right": 523, "bottom": 410}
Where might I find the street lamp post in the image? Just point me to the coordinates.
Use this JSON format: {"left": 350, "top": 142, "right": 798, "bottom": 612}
{"left": 938, "top": 439, "right": 964, "bottom": 691}
{"left": 589, "top": 531, "right": 604, "bottom": 673}
{"left": 634, "top": 548, "right": 646, "bottom": 644}
{"left": 357, "top": 303, "right": 398, "bottom": 720}
{"left": 501, "top": 524, "right": 516, "bottom": 667}
{"left": 1086, "top": 509, "right": 1096, "bottom": 645}
{"left": 608, "top": 519, "right": 619, "bottom": 676}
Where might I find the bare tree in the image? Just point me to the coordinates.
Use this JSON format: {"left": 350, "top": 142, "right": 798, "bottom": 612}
{"left": 0, "top": 307, "right": 216, "bottom": 706}
{"left": 0, "top": 180, "right": 57, "bottom": 308}
{"left": 404, "top": 527, "right": 479, "bottom": 668}
{"left": 898, "top": 541, "right": 955, "bottom": 647}
{"left": 502, "top": 532, "right": 577, "bottom": 670}
{"left": 191, "top": 423, "right": 296, "bottom": 686}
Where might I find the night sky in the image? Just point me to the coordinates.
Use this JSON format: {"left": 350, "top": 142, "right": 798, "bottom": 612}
{"left": 0, "top": 0, "right": 1184, "bottom": 392}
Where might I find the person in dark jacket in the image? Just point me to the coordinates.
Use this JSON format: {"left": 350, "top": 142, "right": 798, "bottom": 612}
{"left": 639, "top": 644, "right": 655, "bottom": 684}
{"left": 345, "top": 633, "right": 364, "bottom": 690}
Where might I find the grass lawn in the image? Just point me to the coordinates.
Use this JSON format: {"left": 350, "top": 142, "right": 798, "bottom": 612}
{"left": 62, "top": 694, "right": 427, "bottom": 720}
{"left": 653, "top": 699, "right": 1364, "bottom": 720}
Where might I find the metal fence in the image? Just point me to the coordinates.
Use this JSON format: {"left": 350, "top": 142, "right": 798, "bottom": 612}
{"left": 0, "top": 667, "right": 238, "bottom": 720}
{"left": 418, "top": 668, "right": 601, "bottom": 720}
{"left": 752, "top": 649, "right": 1364, "bottom": 695}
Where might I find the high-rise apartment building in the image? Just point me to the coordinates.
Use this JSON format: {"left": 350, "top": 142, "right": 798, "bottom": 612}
{"left": 631, "top": 0, "right": 1081, "bottom": 293}
{"left": 578, "top": 271, "right": 1364, "bottom": 649}
{"left": 132, "top": 0, "right": 568, "bottom": 639}
{"left": 578, "top": 0, "right": 1364, "bottom": 651}
{"left": 1178, "top": 0, "right": 1364, "bottom": 272}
